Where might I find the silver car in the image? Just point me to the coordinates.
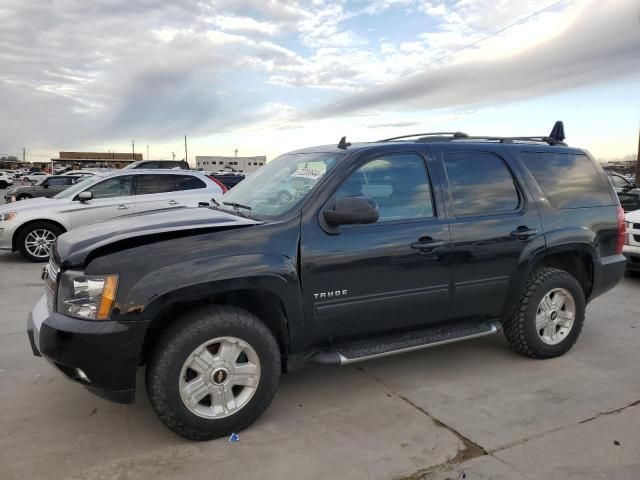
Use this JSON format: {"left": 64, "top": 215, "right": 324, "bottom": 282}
{"left": 0, "top": 170, "right": 224, "bottom": 262}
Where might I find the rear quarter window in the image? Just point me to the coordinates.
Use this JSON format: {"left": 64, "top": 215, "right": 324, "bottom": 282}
{"left": 521, "top": 152, "right": 613, "bottom": 209}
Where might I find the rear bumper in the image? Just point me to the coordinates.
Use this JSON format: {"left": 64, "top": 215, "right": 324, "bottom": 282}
{"left": 590, "top": 254, "right": 626, "bottom": 300}
{"left": 27, "top": 295, "right": 150, "bottom": 404}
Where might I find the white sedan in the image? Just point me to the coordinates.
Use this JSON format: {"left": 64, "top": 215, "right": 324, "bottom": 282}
{"left": 0, "top": 169, "right": 224, "bottom": 261}
{"left": 22, "top": 172, "right": 50, "bottom": 183}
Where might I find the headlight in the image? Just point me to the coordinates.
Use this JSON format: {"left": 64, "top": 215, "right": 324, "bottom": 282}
{"left": 57, "top": 271, "right": 119, "bottom": 320}
{"left": 0, "top": 212, "right": 17, "bottom": 222}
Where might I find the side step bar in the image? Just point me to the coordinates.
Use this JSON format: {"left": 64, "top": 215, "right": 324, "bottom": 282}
{"left": 308, "top": 321, "right": 501, "bottom": 366}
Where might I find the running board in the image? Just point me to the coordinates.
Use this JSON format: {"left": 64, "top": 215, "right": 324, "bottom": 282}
{"left": 308, "top": 321, "right": 501, "bottom": 366}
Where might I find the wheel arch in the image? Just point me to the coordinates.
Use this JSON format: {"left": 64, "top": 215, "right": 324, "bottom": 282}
{"left": 12, "top": 219, "right": 68, "bottom": 251}
{"left": 504, "top": 243, "right": 596, "bottom": 314}
{"left": 140, "top": 286, "right": 293, "bottom": 370}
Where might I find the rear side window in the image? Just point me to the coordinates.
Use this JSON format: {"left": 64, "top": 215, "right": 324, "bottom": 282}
{"left": 174, "top": 175, "right": 205, "bottom": 191}
{"left": 47, "top": 177, "right": 70, "bottom": 186}
{"left": 443, "top": 152, "right": 520, "bottom": 216}
{"left": 135, "top": 175, "right": 177, "bottom": 195}
{"left": 521, "top": 152, "right": 613, "bottom": 209}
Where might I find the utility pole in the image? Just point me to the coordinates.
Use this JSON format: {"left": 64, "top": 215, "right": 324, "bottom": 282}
{"left": 184, "top": 135, "right": 188, "bottom": 163}
{"left": 22, "top": 147, "right": 25, "bottom": 162}
{"left": 234, "top": 148, "right": 238, "bottom": 158}
{"left": 146, "top": 144, "right": 149, "bottom": 160}
{"left": 172, "top": 152, "right": 176, "bottom": 160}
{"left": 132, "top": 140, "right": 135, "bottom": 160}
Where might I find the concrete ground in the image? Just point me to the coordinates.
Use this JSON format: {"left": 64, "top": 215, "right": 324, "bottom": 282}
{"left": 0, "top": 217, "right": 639, "bottom": 479}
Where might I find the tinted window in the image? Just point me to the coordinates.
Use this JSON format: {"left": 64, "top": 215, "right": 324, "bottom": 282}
{"left": 608, "top": 174, "right": 630, "bottom": 189}
{"left": 444, "top": 152, "right": 519, "bottom": 216}
{"left": 521, "top": 152, "right": 613, "bottom": 209}
{"left": 174, "top": 175, "right": 205, "bottom": 191}
{"left": 336, "top": 153, "right": 434, "bottom": 222}
{"left": 135, "top": 175, "right": 176, "bottom": 195}
{"left": 47, "top": 177, "right": 71, "bottom": 186}
{"left": 86, "top": 176, "right": 133, "bottom": 199}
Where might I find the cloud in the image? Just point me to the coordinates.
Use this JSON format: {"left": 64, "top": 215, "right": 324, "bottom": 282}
{"left": 308, "top": 0, "right": 640, "bottom": 119}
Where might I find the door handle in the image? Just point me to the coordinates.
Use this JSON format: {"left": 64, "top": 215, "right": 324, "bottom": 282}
{"left": 411, "top": 237, "right": 446, "bottom": 250}
{"left": 511, "top": 227, "right": 538, "bottom": 239}
{"left": 116, "top": 204, "right": 128, "bottom": 210}
{"left": 168, "top": 200, "right": 179, "bottom": 206}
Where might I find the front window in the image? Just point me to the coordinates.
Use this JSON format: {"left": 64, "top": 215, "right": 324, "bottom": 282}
{"left": 220, "top": 152, "right": 343, "bottom": 218}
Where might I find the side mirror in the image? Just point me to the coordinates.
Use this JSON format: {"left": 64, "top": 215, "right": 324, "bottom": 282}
{"left": 323, "top": 196, "right": 379, "bottom": 230}
{"left": 77, "top": 191, "right": 93, "bottom": 202}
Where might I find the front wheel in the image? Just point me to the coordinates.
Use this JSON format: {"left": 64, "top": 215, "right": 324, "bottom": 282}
{"left": 16, "top": 193, "right": 33, "bottom": 201}
{"left": 146, "top": 305, "right": 281, "bottom": 440}
{"left": 504, "top": 267, "right": 585, "bottom": 359}
{"left": 16, "top": 221, "right": 62, "bottom": 262}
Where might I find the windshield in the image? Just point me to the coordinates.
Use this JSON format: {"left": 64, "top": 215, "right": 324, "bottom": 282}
{"left": 52, "top": 176, "right": 95, "bottom": 199}
{"left": 220, "top": 152, "right": 343, "bottom": 218}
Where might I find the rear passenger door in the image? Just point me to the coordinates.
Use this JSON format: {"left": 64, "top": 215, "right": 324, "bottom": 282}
{"left": 133, "top": 174, "right": 180, "bottom": 213}
{"left": 436, "top": 147, "right": 543, "bottom": 320}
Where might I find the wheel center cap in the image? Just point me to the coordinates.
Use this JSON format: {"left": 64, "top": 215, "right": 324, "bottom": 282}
{"left": 550, "top": 311, "right": 558, "bottom": 321}
{"left": 211, "top": 368, "right": 228, "bottom": 385}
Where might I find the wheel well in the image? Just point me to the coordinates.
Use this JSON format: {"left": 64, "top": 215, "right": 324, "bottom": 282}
{"left": 142, "top": 289, "right": 290, "bottom": 368}
{"left": 535, "top": 251, "right": 593, "bottom": 298}
{"left": 12, "top": 219, "right": 67, "bottom": 251}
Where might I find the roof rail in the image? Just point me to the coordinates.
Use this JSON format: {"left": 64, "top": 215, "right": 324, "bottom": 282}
{"left": 378, "top": 121, "right": 567, "bottom": 146}
{"left": 379, "top": 132, "right": 469, "bottom": 142}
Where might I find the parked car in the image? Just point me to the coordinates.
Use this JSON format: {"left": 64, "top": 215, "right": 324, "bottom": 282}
{"left": 22, "top": 172, "right": 49, "bottom": 183}
{"left": 209, "top": 171, "right": 246, "bottom": 189}
{"left": 124, "top": 160, "right": 190, "bottom": 170}
{"left": 0, "top": 170, "right": 224, "bottom": 261}
{"left": 26, "top": 122, "right": 625, "bottom": 440}
{"left": 0, "top": 171, "right": 14, "bottom": 189}
{"left": 606, "top": 172, "right": 640, "bottom": 212}
{"left": 4, "top": 175, "right": 86, "bottom": 202}
{"left": 623, "top": 209, "right": 640, "bottom": 277}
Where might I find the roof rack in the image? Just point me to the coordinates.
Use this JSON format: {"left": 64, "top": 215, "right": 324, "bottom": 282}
{"left": 378, "top": 121, "right": 567, "bottom": 146}
{"left": 380, "top": 132, "right": 469, "bottom": 142}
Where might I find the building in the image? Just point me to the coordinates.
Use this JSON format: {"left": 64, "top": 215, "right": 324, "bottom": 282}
{"left": 52, "top": 152, "right": 143, "bottom": 171}
{"left": 196, "top": 155, "right": 266, "bottom": 173}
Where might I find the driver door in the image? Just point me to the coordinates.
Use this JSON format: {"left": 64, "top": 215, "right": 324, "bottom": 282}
{"left": 69, "top": 175, "right": 135, "bottom": 228}
{"left": 301, "top": 151, "right": 452, "bottom": 343}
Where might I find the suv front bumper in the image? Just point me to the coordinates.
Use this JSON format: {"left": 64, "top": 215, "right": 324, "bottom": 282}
{"left": 27, "top": 295, "right": 150, "bottom": 404}
{"left": 623, "top": 244, "right": 640, "bottom": 272}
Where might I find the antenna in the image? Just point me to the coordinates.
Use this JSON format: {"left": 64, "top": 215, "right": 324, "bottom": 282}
{"left": 549, "top": 121, "right": 565, "bottom": 143}
{"left": 337, "top": 136, "right": 351, "bottom": 149}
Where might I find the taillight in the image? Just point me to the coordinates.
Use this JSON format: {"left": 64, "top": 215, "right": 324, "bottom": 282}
{"left": 208, "top": 176, "right": 228, "bottom": 194}
{"left": 615, "top": 206, "right": 626, "bottom": 255}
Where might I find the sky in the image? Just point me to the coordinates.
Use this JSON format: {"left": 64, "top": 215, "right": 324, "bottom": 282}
{"left": 0, "top": 0, "right": 638, "bottom": 164}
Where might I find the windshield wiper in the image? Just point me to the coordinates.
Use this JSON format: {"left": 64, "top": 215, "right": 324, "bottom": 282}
{"left": 222, "top": 201, "right": 252, "bottom": 211}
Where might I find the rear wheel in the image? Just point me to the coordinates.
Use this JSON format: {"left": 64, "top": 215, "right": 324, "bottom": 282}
{"left": 504, "top": 267, "right": 585, "bottom": 359}
{"left": 0, "top": 181, "right": 7, "bottom": 189}
{"left": 146, "top": 305, "right": 281, "bottom": 440}
{"left": 16, "top": 193, "right": 33, "bottom": 201}
{"left": 16, "top": 221, "right": 62, "bottom": 262}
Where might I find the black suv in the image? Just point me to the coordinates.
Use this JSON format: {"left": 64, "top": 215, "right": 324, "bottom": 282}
{"left": 28, "top": 122, "right": 626, "bottom": 440}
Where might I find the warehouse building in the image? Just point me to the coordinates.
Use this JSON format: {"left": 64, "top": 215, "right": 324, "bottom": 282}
{"left": 196, "top": 155, "right": 266, "bottom": 173}
{"left": 52, "top": 152, "right": 142, "bottom": 170}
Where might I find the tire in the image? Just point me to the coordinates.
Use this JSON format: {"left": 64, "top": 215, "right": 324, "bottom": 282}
{"left": 504, "top": 267, "right": 585, "bottom": 359}
{"left": 0, "top": 181, "right": 7, "bottom": 189}
{"left": 625, "top": 269, "right": 640, "bottom": 279}
{"left": 16, "top": 193, "right": 32, "bottom": 201}
{"left": 16, "top": 221, "right": 62, "bottom": 262}
{"left": 146, "top": 305, "right": 281, "bottom": 441}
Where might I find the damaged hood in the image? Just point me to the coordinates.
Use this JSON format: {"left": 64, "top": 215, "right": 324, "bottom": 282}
{"left": 55, "top": 206, "right": 261, "bottom": 266}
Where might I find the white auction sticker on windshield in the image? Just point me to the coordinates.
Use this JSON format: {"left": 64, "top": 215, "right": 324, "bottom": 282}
{"left": 291, "top": 168, "right": 322, "bottom": 179}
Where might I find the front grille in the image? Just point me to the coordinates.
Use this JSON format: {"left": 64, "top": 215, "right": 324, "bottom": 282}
{"left": 45, "top": 257, "right": 60, "bottom": 312}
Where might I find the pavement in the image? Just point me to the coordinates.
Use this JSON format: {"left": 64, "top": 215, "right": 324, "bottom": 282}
{"left": 0, "top": 213, "right": 639, "bottom": 479}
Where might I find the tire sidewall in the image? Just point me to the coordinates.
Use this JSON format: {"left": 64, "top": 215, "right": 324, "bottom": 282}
{"left": 17, "top": 222, "right": 62, "bottom": 262}
{"left": 523, "top": 273, "right": 585, "bottom": 357}
{"left": 147, "top": 308, "right": 280, "bottom": 439}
